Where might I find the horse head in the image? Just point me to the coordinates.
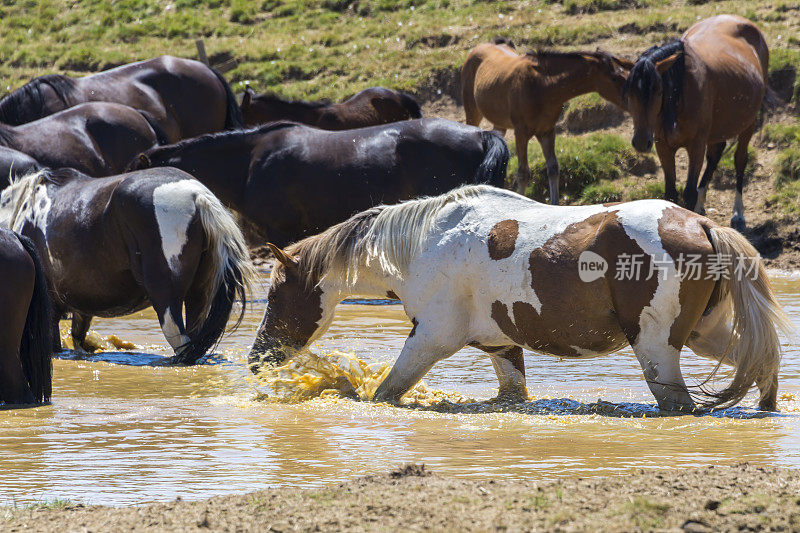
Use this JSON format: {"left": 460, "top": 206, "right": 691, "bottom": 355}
{"left": 622, "top": 41, "right": 683, "bottom": 152}
{"left": 248, "top": 242, "right": 338, "bottom": 374}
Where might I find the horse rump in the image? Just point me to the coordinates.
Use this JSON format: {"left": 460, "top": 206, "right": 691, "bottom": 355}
{"left": 171, "top": 192, "right": 256, "bottom": 365}
{"left": 17, "top": 234, "right": 53, "bottom": 403}
{"left": 210, "top": 67, "right": 245, "bottom": 130}
{"left": 474, "top": 130, "right": 510, "bottom": 188}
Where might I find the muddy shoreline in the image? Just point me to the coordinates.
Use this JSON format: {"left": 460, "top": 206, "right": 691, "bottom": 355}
{"left": 4, "top": 463, "right": 799, "bottom": 532}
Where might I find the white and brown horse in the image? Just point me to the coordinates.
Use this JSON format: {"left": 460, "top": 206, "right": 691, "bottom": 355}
{"left": 250, "top": 185, "right": 789, "bottom": 412}
{"left": 0, "top": 168, "right": 256, "bottom": 365}
{"left": 622, "top": 15, "right": 771, "bottom": 230}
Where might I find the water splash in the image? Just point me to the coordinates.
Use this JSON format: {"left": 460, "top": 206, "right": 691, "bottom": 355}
{"left": 59, "top": 328, "right": 137, "bottom": 352}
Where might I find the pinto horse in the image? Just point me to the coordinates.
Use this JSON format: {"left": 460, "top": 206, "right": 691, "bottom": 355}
{"left": 250, "top": 185, "right": 789, "bottom": 412}
{"left": 241, "top": 86, "right": 423, "bottom": 129}
{"left": 622, "top": 15, "right": 771, "bottom": 230}
{"left": 131, "top": 118, "right": 509, "bottom": 246}
{"left": 0, "top": 168, "right": 256, "bottom": 365}
{"left": 461, "top": 42, "right": 632, "bottom": 203}
{"left": 0, "top": 102, "right": 165, "bottom": 178}
{"left": 0, "top": 228, "right": 52, "bottom": 405}
{"left": 0, "top": 56, "right": 243, "bottom": 142}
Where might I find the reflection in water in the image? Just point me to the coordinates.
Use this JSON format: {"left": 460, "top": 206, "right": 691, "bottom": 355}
{"left": 1, "top": 274, "right": 800, "bottom": 505}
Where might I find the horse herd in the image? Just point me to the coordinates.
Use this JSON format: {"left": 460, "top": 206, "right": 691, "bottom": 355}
{"left": 0, "top": 14, "right": 788, "bottom": 413}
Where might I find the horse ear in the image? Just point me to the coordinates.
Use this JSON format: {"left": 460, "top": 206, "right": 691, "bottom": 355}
{"left": 138, "top": 153, "right": 151, "bottom": 168}
{"left": 242, "top": 86, "right": 254, "bottom": 107}
{"left": 266, "top": 242, "right": 298, "bottom": 271}
{"left": 655, "top": 53, "right": 680, "bottom": 74}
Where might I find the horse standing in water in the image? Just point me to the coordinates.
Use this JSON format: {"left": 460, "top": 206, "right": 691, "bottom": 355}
{"left": 0, "top": 229, "right": 52, "bottom": 405}
{"left": 0, "top": 56, "right": 242, "bottom": 142}
{"left": 241, "top": 86, "right": 422, "bottom": 129}
{"left": 131, "top": 118, "right": 508, "bottom": 246}
{"left": 622, "top": 15, "right": 771, "bottom": 230}
{"left": 0, "top": 102, "right": 165, "bottom": 178}
{"left": 250, "top": 185, "right": 789, "bottom": 412}
{"left": 461, "top": 41, "right": 632, "bottom": 203}
{"left": 0, "top": 168, "right": 256, "bottom": 365}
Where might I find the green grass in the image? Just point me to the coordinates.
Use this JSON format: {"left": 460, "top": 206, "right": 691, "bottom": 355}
{"left": 581, "top": 180, "right": 623, "bottom": 203}
{"left": 625, "top": 179, "right": 666, "bottom": 200}
{"left": 761, "top": 122, "right": 800, "bottom": 148}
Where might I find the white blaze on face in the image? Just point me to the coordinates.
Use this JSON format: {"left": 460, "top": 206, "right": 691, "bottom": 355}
{"left": 153, "top": 180, "right": 204, "bottom": 274}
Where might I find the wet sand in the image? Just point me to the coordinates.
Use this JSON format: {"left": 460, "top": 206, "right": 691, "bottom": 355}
{"left": 4, "top": 462, "right": 799, "bottom": 532}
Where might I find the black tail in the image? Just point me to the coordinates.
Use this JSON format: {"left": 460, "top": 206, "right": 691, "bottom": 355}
{"left": 136, "top": 110, "right": 171, "bottom": 145}
{"left": 210, "top": 67, "right": 245, "bottom": 130}
{"left": 398, "top": 92, "right": 423, "bottom": 119}
{"left": 475, "top": 130, "right": 510, "bottom": 188}
{"left": 17, "top": 235, "right": 53, "bottom": 403}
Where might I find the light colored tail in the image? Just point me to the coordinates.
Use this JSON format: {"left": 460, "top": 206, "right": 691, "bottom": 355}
{"left": 704, "top": 226, "right": 792, "bottom": 409}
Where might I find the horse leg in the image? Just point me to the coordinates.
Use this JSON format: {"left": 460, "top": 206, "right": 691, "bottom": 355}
{"left": 513, "top": 130, "right": 532, "bottom": 195}
{"left": 655, "top": 141, "right": 679, "bottom": 204}
{"left": 373, "top": 320, "right": 464, "bottom": 403}
{"left": 70, "top": 312, "right": 93, "bottom": 353}
{"left": 0, "top": 309, "right": 35, "bottom": 405}
{"left": 695, "top": 141, "right": 726, "bottom": 215}
{"left": 537, "top": 130, "right": 559, "bottom": 205}
{"left": 731, "top": 125, "right": 755, "bottom": 231}
{"left": 141, "top": 263, "right": 194, "bottom": 363}
{"left": 482, "top": 345, "right": 527, "bottom": 401}
{"left": 681, "top": 140, "right": 707, "bottom": 211}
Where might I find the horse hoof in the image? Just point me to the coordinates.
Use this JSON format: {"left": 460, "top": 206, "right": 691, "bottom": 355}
{"left": 730, "top": 215, "right": 746, "bottom": 233}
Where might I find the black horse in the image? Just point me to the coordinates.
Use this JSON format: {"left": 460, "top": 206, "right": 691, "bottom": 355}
{"left": 0, "top": 147, "right": 41, "bottom": 183}
{"left": 131, "top": 118, "right": 509, "bottom": 246}
{"left": 0, "top": 168, "right": 255, "bottom": 365}
{"left": 0, "top": 102, "right": 165, "bottom": 177}
{"left": 0, "top": 56, "right": 242, "bottom": 142}
{"left": 0, "top": 228, "right": 52, "bottom": 405}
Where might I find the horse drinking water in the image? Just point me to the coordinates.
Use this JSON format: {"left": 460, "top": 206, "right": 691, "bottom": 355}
{"left": 249, "top": 185, "right": 789, "bottom": 411}
{"left": 0, "top": 168, "right": 256, "bottom": 365}
{"left": 622, "top": 15, "right": 771, "bottom": 230}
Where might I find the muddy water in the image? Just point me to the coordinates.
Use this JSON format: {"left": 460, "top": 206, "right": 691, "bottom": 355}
{"left": 2, "top": 272, "right": 800, "bottom": 506}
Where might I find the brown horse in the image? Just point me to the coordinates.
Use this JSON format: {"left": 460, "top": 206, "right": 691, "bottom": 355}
{"left": 0, "top": 147, "right": 41, "bottom": 183}
{"left": 240, "top": 86, "right": 422, "bottom": 129}
{"left": 622, "top": 15, "right": 771, "bottom": 231}
{"left": 0, "top": 168, "right": 256, "bottom": 365}
{"left": 0, "top": 56, "right": 243, "bottom": 142}
{"left": 0, "top": 102, "right": 165, "bottom": 178}
{"left": 461, "top": 42, "right": 632, "bottom": 203}
{"left": 251, "top": 186, "right": 790, "bottom": 412}
{"left": 0, "top": 229, "right": 52, "bottom": 406}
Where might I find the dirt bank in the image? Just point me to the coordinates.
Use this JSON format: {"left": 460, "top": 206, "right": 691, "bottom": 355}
{"left": 5, "top": 463, "right": 800, "bottom": 532}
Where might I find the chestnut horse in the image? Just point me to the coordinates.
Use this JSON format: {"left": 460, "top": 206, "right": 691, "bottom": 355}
{"left": 461, "top": 42, "right": 632, "bottom": 203}
{"left": 250, "top": 185, "right": 789, "bottom": 412}
{"left": 0, "top": 56, "right": 243, "bottom": 142}
{"left": 0, "top": 168, "right": 256, "bottom": 365}
{"left": 622, "top": 15, "right": 771, "bottom": 231}
{"left": 131, "top": 119, "right": 508, "bottom": 246}
{"left": 0, "top": 102, "right": 166, "bottom": 178}
{"left": 0, "top": 229, "right": 52, "bottom": 406}
{"left": 241, "top": 86, "right": 422, "bottom": 129}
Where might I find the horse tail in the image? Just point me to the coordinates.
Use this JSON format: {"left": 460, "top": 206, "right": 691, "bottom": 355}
{"left": 17, "top": 234, "right": 53, "bottom": 403}
{"left": 136, "top": 109, "right": 170, "bottom": 145}
{"left": 398, "top": 92, "right": 423, "bottom": 119}
{"left": 762, "top": 86, "right": 781, "bottom": 113}
{"left": 210, "top": 67, "right": 245, "bottom": 130}
{"left": 175, "top": 191, "right": 257, "bottom": 365}
{"left": 701, "top": 226, "right": 791, "bottom": 409}
{"left": 475, "top": 130, "right": 509, "bottom": 188}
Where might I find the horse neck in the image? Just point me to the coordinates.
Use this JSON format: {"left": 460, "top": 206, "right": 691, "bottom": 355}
{"left": 0, "top": 124, "right": 17, "bottom": 147}
{"left": 539, "top": 55, "right": 614, "bottom": 104}
{"left": 259, "top": 99, "right": 323, "bottom": 123}
{"left": 166, "top": 142, "right": 250, "bottom": 206}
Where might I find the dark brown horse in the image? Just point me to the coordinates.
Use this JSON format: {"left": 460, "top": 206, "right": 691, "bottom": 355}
{"left": 240, "top": 86, "right": 422, "bottom": 129}
{"left": 0, "top": 147, "right": 41, "bottom": 183}
{"left": 130, "top": 118, "right": 509, "bottom": 246}
{"left": 0, "top": 228, "right": 52, "bottom": 406}
{"left": 462, "top": 42, "right": 632, "bottom": 203}
{"left": 622, "top": 15, "right": 771, "bottom": 230}
{"left": 0, "top": 102, "right": 165, "bottom": 178}
{"left": 0, "top": 56, "right": 243, "bottom": 142}
{"left": 0, "top": 168, "right": 256, "bottom": 365}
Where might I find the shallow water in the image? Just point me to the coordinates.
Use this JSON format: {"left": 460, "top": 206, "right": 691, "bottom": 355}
{"left": 2, "top": 272, "right": 800, "bottom": 506}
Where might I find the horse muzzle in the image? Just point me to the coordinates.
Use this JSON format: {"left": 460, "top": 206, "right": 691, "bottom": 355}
{"left": 631, "top": 133, "right": 654, "bottom": 153}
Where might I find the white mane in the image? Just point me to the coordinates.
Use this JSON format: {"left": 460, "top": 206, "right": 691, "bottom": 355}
{"left": 0, "top": 169, "right": 47, "bottom": 230}
{"left": 289, "top": 184, "right": 524, "bottom": 286}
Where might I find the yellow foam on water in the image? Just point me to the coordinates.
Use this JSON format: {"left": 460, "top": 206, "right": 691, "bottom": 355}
{"left": 256, "top": 350, "right": 472, "bottom": 406}
{"left": 59, "top": 329, "right": 138, "bottom": 352}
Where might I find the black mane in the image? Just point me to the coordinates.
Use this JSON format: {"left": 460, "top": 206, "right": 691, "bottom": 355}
{"left": 253, "top": 92, "right": 331, "bottom": 110}
{"left": 144, "top": 121, "right": 302, "bottom": 156}
{"left": 623, "top": 40, "right": 685, "bottom": 133}
{"left": 0, "top": 74, "right": 77, "bottom": 125}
